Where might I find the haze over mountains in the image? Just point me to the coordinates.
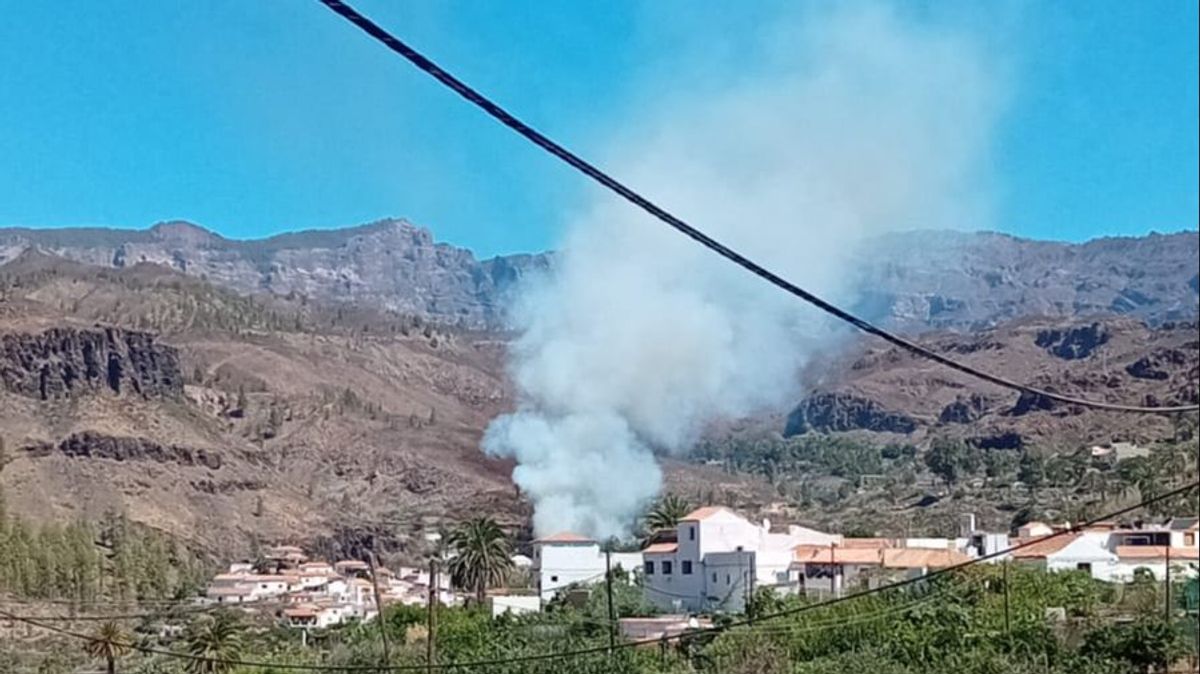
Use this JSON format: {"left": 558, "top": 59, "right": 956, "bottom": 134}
{"left": 2, "top": 221, "right": 1196, "bottom": 331}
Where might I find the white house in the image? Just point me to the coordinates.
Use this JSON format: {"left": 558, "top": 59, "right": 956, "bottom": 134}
{"left": 642, "top": 506, "right": 841, "bottom": 613}
{"left": 284, "top": 603, "right": 356, "bottom": 629}
{"left": 531, "top": 532, "right": 643, "bottom": 600}
{"left": 1108, "top": 520, "right": 1200, "bottom": 581}
{"left": 205, "top": 573, "right": 291, "bottom": 604}
{"left": 1043, "top": 532, "right": 1120, "bottom": 579}
{"left": 1013, "top": 520, "right": 1200, "bottom": 582}
{"left": 791, "top": 541, "right": 972, "bottom": 595}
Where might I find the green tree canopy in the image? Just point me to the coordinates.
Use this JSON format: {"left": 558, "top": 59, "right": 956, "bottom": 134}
{"left": 446, "top": 517, "right": 514, "bottom": 605}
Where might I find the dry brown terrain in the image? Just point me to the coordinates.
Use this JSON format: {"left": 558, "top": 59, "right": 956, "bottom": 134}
{"left": 1, "top": 240, "right": 1196, "bottom": 559}
{"left": 0, "top": 252, "right": 776, "bottom": 559}
{"left": 785, "top": 317, "right": 1199, "bottom": 449}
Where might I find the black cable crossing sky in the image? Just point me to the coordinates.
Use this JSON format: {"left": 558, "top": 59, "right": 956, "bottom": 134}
{"left": 314, "top": 0, "right": 1198, "bottom": 415}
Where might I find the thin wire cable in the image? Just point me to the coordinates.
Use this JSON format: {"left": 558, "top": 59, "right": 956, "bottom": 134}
{"left": 313, "top": 0, "right": 1199, "bottom": 415}
{"left": 0, "top": 584, "right": 335, "bottom": 622}
{"left": 729, "top": 577, "right": 963, "bottom": 637}
{"left": 0, "top": 606, "right": 214, "bottom": 622}
{"left": 3, "top": 480, "right": 1192, "bottom": 671}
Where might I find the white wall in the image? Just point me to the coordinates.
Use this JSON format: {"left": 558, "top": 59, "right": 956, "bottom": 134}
{"left": 535, "top": 542, "right": 604, "bottom": 600}
{"left": 490, "top": 595, "right": 542, "bottom": 618}
{"left": 904, "top": 538, "right": 952, "bottom": 550}
{"left": 1046, "top": 533, "right": 1120, "bottom": 581}
{"left": 695, "top": 511, "right": 765, "bottom": 557}
{"left": 1110, "top": 560, "right": 1199, "bottom": 582}
{"left": 784, "top": 525, "right": 840, "bottom": 547}
{"left": 1168, "top": 529, "right": 1199, "bottom": 549}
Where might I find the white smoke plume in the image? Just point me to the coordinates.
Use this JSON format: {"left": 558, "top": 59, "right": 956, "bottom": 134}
{"left": 484, "top": 3, "right": 1006, "bottom": 539}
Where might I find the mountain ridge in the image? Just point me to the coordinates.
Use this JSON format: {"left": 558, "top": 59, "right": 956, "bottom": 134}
{"left": 2, "top": 221, "right": 1196, "bottom": 332}
{"left": 0, "top": 219, "right": 552, "bottom": 329}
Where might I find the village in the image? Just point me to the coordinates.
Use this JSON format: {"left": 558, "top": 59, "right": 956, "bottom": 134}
{"left": 202, "top": 505, "right": 1200, "bottom": 639}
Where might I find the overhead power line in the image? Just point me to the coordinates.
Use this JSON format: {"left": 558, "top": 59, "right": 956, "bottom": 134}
{"left": 0, "top": 586, "right": 334, "bottom": 622}
{"left": 314, "top": 0, "right": 1198, "bottom": 415}
{"left": 4, "top": 480, "right": 1194, "bottom": 671}
{"left": 0, "top": 606, "right": 212, "bottom": 622}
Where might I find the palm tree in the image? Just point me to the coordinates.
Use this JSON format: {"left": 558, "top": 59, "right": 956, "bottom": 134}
{"left": 644, "top": 493, "right": 691, "bottom": 535}
{"left": 84, "top": 621, "right": 131, "bottom": 674}
{"left": 446, "top": 517, "right": 513, "bottom": 605}
{"left": 182, "top": 610, "right": 244, "bottom": 674}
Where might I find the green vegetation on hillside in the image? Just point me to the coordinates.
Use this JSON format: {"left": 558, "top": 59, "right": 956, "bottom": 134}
{"left": 693, "top": 428, "right": 1199, "bottom": 535}
{"left": 0, "top": 488, "right": 207, "bottom": 603}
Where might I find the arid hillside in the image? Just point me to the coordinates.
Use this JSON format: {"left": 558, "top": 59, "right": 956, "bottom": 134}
{"left": 1, "top": 233, "right": 1196, "bottom": 556}
{"left": 0, "top": 252, "right": 772, "bottom": 557}
{"left": 785, "top": 317, "right": 1199, "bottom": 449}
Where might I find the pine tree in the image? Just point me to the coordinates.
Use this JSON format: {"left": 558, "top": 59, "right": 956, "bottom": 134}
{"left": 7, "top": 519, "right": 36, "bottom": 596}
{"left": 0, "top": 486, "right": 10, "bottom": 592}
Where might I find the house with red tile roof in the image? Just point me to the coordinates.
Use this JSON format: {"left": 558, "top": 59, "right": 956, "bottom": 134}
{"left": 1009, "top": 520, "right": 1200, "bottom": 582}
{"left": 790, "top": 539, "right": 974, "bottom": 594}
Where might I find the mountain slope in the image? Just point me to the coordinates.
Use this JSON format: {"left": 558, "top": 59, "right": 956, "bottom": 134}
{"left": 784, "top": 317, "right": 1199, "bottom": 449}
{"left": 855, "top": 230, "right": 1199, "bottom": 330}
{"left": 0, "top": 219, "right": 550, "bottom": 329}
{"left": 3, "top": 222, "right": 1195, "bottom": 331}
{"left": 0, "top": 253, "right": 772, "bottom": 555}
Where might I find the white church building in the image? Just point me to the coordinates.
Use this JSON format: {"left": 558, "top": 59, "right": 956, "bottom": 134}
{"left": 642, "top": 506, "right": 840, "bottom": 612}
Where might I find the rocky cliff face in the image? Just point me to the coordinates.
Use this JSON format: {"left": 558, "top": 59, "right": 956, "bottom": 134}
{"left": 21, "top": 431, "right": 222, "bottom": 469}
{"left": 0, "top": 219, "right": 550, "bottom": 329}
{"left": 785, "top": 318, "right": 1199, "bottom": 446}
{"left": 3, "top": 222, "right": 1194, "bottom": 332}
{"left": 0, "top": 327, "right": 182, "bottom": 400}
{"left": 784, "top": 392, "right": 918, "bottom": 435}
{"left": 854, "top": 230, "right": 1199, "bottom": 331}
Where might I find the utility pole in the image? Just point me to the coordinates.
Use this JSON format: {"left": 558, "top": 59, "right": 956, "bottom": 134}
{"left": 749, "top": 554, "right": 757, "bottom": 624}
{"left": 1164, "top": 545, "right": 1171, "bottom": 622}
{"left": 605, "top": 547, "right": 616, "bottom": 656}
{"left": 1003, "top": 559, "right": 1011, "bottom": 637}
{"left": 426, "top": 559, "right": 438, "bottom": 673}
{"left": 366, "top": 552, "right": 392, "bottom": 667}
{"left": 742, "top": 555, "right": 753, "bottom": 624}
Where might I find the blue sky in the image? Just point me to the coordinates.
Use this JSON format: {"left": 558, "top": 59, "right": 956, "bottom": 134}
{"left": 0, "top": 1, "right": 1196, "bottom": 257}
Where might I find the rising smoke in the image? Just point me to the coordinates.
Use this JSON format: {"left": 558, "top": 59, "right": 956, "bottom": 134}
{"left": 484, "top": 3, "right": 1006, "bottom": 539}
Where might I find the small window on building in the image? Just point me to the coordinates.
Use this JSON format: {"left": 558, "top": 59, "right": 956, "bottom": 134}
{"left": 726, "top": 574, "right": 731, "bottom": 584}
{"left": 550, "top": 575, "right": 558, "bottom": 583}
{"left": 1076, "top": 563, "right": 1091, "bottom": 573}
{"left": 645, "top": 561, "right": 655, "bottom": 575}
{"left": 662, "top": 561, "right": 673, "bottom": 575}
{"left": 1186, "top": 533, "right": 1196, "bottom": 546}
{"left": 712, "top": 572, "right": 718, "bottom": 583}
{"left": 689, "top": 527, "right": 695, "bottom": 541}
{"left": 682, "top": 561, "right": 693, "bottom": 575}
